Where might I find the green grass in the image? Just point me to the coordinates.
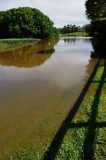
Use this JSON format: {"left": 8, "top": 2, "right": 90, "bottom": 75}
{"left": 61, "top": 32, "right": 89, "bottom": 37}
{"left": 0, "top": 38, "right": 39, "bottom": 51}
{"left": 9, "top": 61, "right": 106, "bottom": 160}
{"left": 55, "top": 62, "right": 106, "bottom": 160}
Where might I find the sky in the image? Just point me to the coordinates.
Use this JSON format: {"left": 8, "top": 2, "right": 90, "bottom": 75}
{"left": 0, "top": 0, "right": 89, "bottom": 27}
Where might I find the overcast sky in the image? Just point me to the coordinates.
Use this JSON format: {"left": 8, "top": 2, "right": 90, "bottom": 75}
{"left": 0, "top": 0, "right": 89, "bottom": 27}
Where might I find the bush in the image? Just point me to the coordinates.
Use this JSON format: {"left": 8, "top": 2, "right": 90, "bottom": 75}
{"left": 0, "top": 7, "right": 59, "bottom": 39}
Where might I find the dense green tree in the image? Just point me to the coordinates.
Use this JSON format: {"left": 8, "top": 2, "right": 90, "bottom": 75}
{"left": 86, "top": 0, "right": 106, "bottom": 20}
{"left": 83, "top": 24, "right": 91, "bottom": 35}
{"left": 85, "top": 0, "right": 106, "bottom": 37}
{"left": 85, "top": 0, "right": 106, "bottom": 57}
{"left": 0, "top": 7, "right": 59, "bottom": 39}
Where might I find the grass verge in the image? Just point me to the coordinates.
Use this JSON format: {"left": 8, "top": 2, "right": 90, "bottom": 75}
{"left": 55, "top": 60, "right": 106, "bottom": 160}
{"left": 0, "top": 38, "right": 39, "bottom": 51}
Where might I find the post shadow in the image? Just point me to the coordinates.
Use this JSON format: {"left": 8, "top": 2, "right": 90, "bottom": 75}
{"left": 67, "top": 121, "right": 106, "bottom": 129}
{"left": 43, "top": 59, "right": 101, "bottom": 160}
{"left": 92, "top": 80, "right": 106, "bottom": 84}
{"left": 83, "top": 60, "right": 106, "bottom": 160}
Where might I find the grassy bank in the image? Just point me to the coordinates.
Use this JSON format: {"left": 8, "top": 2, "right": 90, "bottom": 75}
{"left": 9, "top": 60, "right": 106, "bottom": 159}
{"left": 61, "top": 32, "right": 89, "bottom": 37}
{"left": 54, "top": 60, "right": 106, "bottom": 160}
{"left": 0, "top": 38, "right": 39, "bottom": 51}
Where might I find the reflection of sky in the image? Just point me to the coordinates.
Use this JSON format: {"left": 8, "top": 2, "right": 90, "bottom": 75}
{"left": 0, "top": 38, "right": 92, "bottom": 91}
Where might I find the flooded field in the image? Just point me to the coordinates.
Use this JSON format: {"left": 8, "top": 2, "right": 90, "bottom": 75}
{"left": 0, "top": 37, "right": 96, "bottom": 159}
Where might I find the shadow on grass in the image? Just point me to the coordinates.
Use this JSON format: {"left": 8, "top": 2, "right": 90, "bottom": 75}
{"left": 43, "top": 59, "right": 102, "bottom": 160}
{"left": 68, "top": 121, "right": 106, "bottom": 128}
{"left": 92, "top": 80, "right": 106, "bottom": 83}
{"left": 83, "top": 60, "right": 106, "bottom": 160}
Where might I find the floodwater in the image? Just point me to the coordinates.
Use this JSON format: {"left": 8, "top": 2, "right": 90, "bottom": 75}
{"left": 0, "top": 37, "right": 96, "bottom": 159}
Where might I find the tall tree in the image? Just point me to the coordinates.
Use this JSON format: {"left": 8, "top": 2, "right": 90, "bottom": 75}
{"left": 85, "top": 0, "right": 106, "bottom": 57}
{"left": 86, "top": 0, "right": 106, "bottom": 20}
{"left": 85, "top": 0, "right": 106, "bottom": 37}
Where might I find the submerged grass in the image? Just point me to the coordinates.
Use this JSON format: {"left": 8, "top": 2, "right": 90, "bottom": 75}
{"left": 9, "top": 60, "right": 106, "bottom": 160}
{"left": 9, "top": 147, "right": 43, "bottom": 160}
{"left": 0, "top": 38, "right": 39, "bottom": 51}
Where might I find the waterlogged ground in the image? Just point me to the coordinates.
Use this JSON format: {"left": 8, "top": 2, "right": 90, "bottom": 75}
{"left": 55, "top": 59, "right": 106, "bottom": 160}
{"left": 0, "top": 37, "right": 95, "bottom": 159}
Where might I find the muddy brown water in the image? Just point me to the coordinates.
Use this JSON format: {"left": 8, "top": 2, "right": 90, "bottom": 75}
{"left": 0, "top": 37, "right": 97, "bottom": 159}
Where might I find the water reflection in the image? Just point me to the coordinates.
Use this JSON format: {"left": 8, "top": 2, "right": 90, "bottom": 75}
{"left": 91, "top": 38, "right": 106, "bottom": 58}
{"left": 62, "top": 37, "right": 91, "bottom": 44}
{"left": 0, "top": 37, "right": 93, "bottom": 159}
{"left": 0, "top": 39, "right": 58, "bottom": 68}
{"left": 63, "top": 38, "right": 76, "bottom": 44}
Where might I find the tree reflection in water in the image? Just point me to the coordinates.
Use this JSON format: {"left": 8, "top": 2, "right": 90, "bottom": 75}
{"left": 0, "top": 38, "right": 58, "bottom": 68}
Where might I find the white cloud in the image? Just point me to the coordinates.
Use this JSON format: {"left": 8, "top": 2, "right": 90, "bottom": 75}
{"left": 0, "top": 0, "right": 89, "bottom": 27}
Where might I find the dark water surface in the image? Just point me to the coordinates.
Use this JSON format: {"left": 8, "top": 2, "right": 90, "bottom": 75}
{"left": 0, "top": 37, "right": 96, "bottom": 158}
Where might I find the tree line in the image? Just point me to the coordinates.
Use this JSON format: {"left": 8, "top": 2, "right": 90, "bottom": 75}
{"left": 0, "top": 7, "right": 59, "bottom": 39}
{"left": 59, "top": 24, "right": 90, "bottom": 34}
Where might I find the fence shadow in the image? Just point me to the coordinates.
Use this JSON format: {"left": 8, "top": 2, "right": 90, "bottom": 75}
{"left": 43, "top": 59, "right": 101, "bottom": 160}
{"left": 83, "top": 60, "right": 106, "bottom": 159}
